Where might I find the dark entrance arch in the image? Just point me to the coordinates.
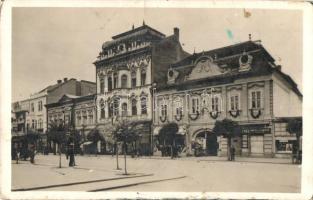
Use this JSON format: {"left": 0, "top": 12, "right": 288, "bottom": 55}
{"left": 195, "top": 131, "right": 218, "bottom": 156}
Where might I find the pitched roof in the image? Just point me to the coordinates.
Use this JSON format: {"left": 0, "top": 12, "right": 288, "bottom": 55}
{"left": 171, "top": 41, "right": 274, "bottom": 68}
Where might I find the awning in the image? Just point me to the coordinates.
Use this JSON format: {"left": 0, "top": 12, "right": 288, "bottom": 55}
{"left": 82, "top": 141, "right": 93, "bottom": 145}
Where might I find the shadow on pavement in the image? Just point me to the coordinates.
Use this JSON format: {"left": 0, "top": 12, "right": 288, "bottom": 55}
{"left": 12, "top": 173, "right": 154, "bottom": 191}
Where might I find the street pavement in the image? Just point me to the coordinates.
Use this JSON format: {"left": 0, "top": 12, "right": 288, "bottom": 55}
{"left": 11, "top": 154, "right": 301, "bottom": 193}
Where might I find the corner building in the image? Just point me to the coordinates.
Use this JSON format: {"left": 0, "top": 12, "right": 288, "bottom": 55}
{"left": 93, "top": 24, "right": 189, "bottom": 155}
{"left": 153, "top": 41, "right": 302, "bottom": 157}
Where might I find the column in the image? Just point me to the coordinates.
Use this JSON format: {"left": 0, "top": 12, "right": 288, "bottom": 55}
{"left": 241, "top": 83, "right": 248, "bottom": 121}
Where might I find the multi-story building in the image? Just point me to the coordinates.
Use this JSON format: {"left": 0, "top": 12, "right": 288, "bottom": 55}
{"left": 93, "top": 23, "right": 189, "bottom": 154}
{"left": 11, "top": 99, "right": 30, "bottom": 135}
{"left": 153, "top": 40, "right": 302, "bottom": 157}
{"left": 45, "top": 94, "right": 97, "bottom": 153}
{"left": 27, "top": 78, "right": 96, "bottom": 134}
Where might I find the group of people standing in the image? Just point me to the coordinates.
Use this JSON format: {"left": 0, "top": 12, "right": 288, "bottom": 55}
{"left": 12, "top": 143, "right": 36, "bottom": 164}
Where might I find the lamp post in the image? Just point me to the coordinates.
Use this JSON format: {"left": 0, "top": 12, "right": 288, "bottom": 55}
{"left": 151, "top": 82, "right": 157, "bottom": 156}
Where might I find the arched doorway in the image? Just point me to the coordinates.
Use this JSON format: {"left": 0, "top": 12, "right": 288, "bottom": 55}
{"left": 194, "top": 131, "right": 218, "bottom": 156}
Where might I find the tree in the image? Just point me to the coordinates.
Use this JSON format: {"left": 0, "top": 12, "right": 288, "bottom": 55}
{"left": 213, "top": 118, "right": 240, "bottom": 161}
{"left": 158, "top": 122, "right": 179, "bottom": 159}
{"left": 47, "top": 121, "right": 68, "bottom": 168}
{"left": 112, "top": 120, "right": 139, "bottom": 175}
{"left": 287, "top": 118, "right": 302, "bottom": 163}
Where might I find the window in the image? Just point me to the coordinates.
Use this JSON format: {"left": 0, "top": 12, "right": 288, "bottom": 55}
{"left": 141, "top": 97, "right": 147, "bottom": 115}
{"left": 88, "top": 111, "right": 93, "bottom": 124}
{"left": 32, "top": 120, "right": 35, "bottom": 129}
{"left": 76, "top": 113, "right": 81, "bottom": 125}
{"left": 161, "top": 104, "right": 167, "bottom": 117}
{"left": 141, "top": 69, "right": 146, "bottom": 86}
{"left": 31, "top": 103, "right": 34, "bottom": 112}
{"left": 100, "top": 78, "right": 105, "bottom": 94}
{"left": 211, "top": 95, "right": 220, "bottom": 112}
{"left": 174, "top": 98, "right": 183, "bottom": 116}
{"left": 131, "top": 71, "right": 137, "bottom": 88}
{"left": 191, "top": 98, "right": 199, "bottom": 114}
{"left": 100, "top": 103, "right": 105, "bottom": 119}
{"left": 82, "top": 111, "right": 87, "bottom": 125}
{"left": 131, "top": 99, "right": 137, "bottom": 116}
{"left": 121, "top": 74, "right": 128, "bottom": 88}
{"left": 108, "top": 103, "right": 113, "bottom": 118}
{"left": 113, "top": 99, "right": 120, "bottom": 116}
{"left": 251, "top": 90, "right": 262, "bottom": 109}
{"left": 122, "top": 103, "right": 128, "bottom": 117}
{"left": 38, "top": 101, "right": 43, "bottom": 111}
{"left": 276, "top": 140, "right": 294, "bottom": 152}
{"left": 108, "top": 77, "right": 112, "bottom": 92}
{"left": 229, "top": 94, "right": 240, "bottom": 110}
{"left": 113, "top": 73, "right": 118, "bottom": 89}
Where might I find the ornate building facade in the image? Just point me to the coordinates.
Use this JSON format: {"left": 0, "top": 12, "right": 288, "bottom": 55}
{"left": 153, "top": 40, "right": 302, "bottom": 157}
{"left": 93, "top": 23, "right": 189, "bottom": 155}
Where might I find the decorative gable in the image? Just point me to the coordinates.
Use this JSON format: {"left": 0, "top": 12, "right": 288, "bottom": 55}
{"left": 187, "top": 56, "right": 224, "bottom": 80}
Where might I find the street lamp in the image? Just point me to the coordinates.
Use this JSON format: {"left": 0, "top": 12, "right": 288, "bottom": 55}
{"left": 151, "top": 82, "right": 157, "bottom": 156}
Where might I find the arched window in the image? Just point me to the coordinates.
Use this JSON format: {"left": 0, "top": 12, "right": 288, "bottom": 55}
{"left": 113, "top": 98, "right": 120, "bottom": 116}
{"left": 141, "top": 69, "right": 146, "bottom": 86}
{"left": 100, "top": 101, "right": 105, "bottom": 119}
{"left": 113, "top": 73, "right": 118, "bottom": 89}
{"left": 108, "top": 77, "right": 112, "bottom": 92}
{"left": 131, "top": 71, "right": 136, "bottom": 88}
{"left": 121, "top": 74, "right": 128, "bottom": 88}
{"left": 108, "top": 102, "right": 113, "bottom": 118}
{"left": 141, "top": 97, "right": 147, "bottom": 115}
{"left": 122, "top": 103, "right": 128, "bottom": 117}
{"left": 131, "top": 99, "right": 137, "bottom": 116}
{"left": 100, "top": 78, "right": 105, "bottom": 94}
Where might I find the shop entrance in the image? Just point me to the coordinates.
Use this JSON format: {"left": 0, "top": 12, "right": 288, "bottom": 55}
{"left": 194, "top": 131, "right": 218, "bottom": 156}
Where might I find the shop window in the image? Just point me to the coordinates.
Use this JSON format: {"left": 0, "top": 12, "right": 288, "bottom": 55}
{"left": 131, "top": 99, "right": 137, "bottom": 116}
{"left": 108, "top": 103, "right": 113, "bottom": 118}
{"left": 276, "top": 140, "right": 294, "bottom": 152}
{"left": 100, "top": 78, "right": 105, "bottom": 94}
{"left": 121, "top": 74, "right": 128, "bottom": 88}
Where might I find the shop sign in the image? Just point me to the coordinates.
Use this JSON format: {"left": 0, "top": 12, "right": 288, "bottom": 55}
{"left": 240, "top": 125, "right": 270, "bottom": 135}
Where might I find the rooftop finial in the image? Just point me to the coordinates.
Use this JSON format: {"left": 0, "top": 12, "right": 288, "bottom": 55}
{"left": 193, "top": 47, "right": 196, "bottom": 54}
{"left": 143, "top": 20, "right": 145, "bottom": 26}
{"left": 249, "top": 33, "right": 252, "bottom": 41}
{"left": 132, "top": 24, "right": 135, "bottom": 30}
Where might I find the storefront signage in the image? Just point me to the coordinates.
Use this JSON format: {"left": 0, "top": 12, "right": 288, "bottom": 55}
{"left": 240, "top": 125, "right": 270, "bottom": 135}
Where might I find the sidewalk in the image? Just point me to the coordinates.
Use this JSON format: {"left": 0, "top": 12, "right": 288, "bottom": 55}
{"left": 123, "top": 154, "right": 293, "bottom": 164}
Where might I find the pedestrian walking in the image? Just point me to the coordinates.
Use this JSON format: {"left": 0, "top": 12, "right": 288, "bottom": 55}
{"left": 230, "top": 146, "right": 235, "bottom": 161}
{"left": 68, "top": 142, "right": 75, "bottom": 167}
{"left": 29, "top": 143, "right": 36, "bottom": 164}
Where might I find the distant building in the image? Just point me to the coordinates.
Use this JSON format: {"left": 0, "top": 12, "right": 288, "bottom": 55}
{"left": 45, "top": 94, "right": 97, "bottom": 153}
{"left": 93, "top": 23, "right": 189, "bottom": 155}
{"left": 153, "top": 40, "right": 302, "bottom": 157}
{"left": 27, "top": 78, "right": 96, "bottom": 134}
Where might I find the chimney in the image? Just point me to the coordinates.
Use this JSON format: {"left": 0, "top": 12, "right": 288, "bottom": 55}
{"left": 276, "top": 65, "right": 282, "bottom": 71}
{"left": 64, "top": 78, "right": 68, "bottom": 82}
{"left": 174, "top": 27, "right": 179, "bottom": 41}
{"left": 57, "top": 80, "right": 62, "bottom": 84}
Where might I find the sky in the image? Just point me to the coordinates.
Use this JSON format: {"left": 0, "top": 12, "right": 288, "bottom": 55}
{"left": 12, "top": 8, "right": 302, "bottom": 102}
